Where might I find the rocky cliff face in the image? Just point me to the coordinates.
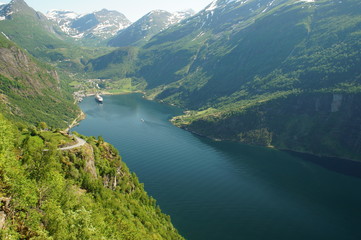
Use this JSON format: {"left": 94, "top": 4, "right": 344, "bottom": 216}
{"left": 0, "top": 46, "right": 58, "bottom": 94}
{"left": 0, "top": 34, "right": 78, "bottom": 127}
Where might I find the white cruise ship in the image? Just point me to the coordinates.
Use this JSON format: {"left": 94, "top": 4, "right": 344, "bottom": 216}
{"left": 95, "top": 94, "right": 103, "bottom": 103}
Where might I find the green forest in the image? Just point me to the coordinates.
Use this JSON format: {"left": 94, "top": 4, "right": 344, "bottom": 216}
{"left": 0, "top": 115, "right": 184, "bottom": 239}
{"left": 1, "top": 0, "right": 361, "bottom": 237}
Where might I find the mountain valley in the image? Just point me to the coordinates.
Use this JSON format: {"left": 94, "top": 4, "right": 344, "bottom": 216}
{"left": 1, "top": 0, "right": 361, "bottom": 238}
{"left": 87, "top": 0, "right": 361, "bottom": 160}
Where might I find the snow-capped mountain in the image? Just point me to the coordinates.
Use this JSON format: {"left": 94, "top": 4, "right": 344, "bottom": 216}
{"left": 168, "top": 9, "right": 195, "bottom": 25}
{"left": 47, "top": 9, "right": 131, "bottom": 41}
{"left": 170, "top": 0, "right": 293, "bottom": 36}
{"left": 0, "top": 3, "right": 8, "bottom": 21}
{"left": 108, "top": 9, "right": 195, "bottom": 47}
{"left": 47, "top": 10, "right": 80, "bottom": 36}
{"left": 0, "top": 0, "right": 31, "bottom": 21}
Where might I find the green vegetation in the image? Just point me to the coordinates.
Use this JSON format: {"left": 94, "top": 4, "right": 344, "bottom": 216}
{"left": 0, "top": 115, "right": 184, "bottom": 239}
{"left": 86, "top": 0, "right": 361, "bottom": 160}
{"left": 2, "top": 0, "right": 361, "bottom": 237}
{"left": 0, "top": 34, "right": 79, "bottom": 128}
{"left": 0, "top": 4, "right": 185, "bottom": 238}
{"left": 0, "top": 6, "right": 68, "bottom": 59}
{"left": 100, "top": 78, "right": 147, "bottom": 94}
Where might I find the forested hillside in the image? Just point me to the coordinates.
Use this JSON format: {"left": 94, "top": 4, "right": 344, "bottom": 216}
{"left": 0, "top": 33, "right": 79, "bottom": 128}
{"left": 0, "top": 116, "right": 184, "bottom": 239}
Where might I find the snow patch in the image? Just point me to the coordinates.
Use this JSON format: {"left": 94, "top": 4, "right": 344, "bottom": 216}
{"left": 47, "top": 8, "right": 131, "bottom": 39}
{"left": 205, "top": 1, "right": 218, "bottom": 12}
{"left": 204, "top": 0, "right": 250, "bottom": 12}
{"left": 168, "top": 10, "right": 194, "bottom": 25}
{"left": 46, "top": 9, "right": 79, "bottom": 20}
{"left": 262, "top": 0, "right": 276, "bottom": 13}
{"left": 72, "top": 32, "right": 85, "bottom": 39}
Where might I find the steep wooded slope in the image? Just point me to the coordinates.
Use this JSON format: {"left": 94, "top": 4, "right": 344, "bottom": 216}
{"left": 0, "top": 34, "right": 78, "bottom": 127}
{"left": 0, "top": 117, "right": 184, "bottom": 239}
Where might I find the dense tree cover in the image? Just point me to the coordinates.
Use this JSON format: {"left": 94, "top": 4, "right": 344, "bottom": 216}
{"left": 0, "top": 115, "right": 184, "bottom": 239}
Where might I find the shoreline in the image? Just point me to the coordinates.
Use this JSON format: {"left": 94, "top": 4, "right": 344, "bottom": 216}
{"left": 69, "top": 91, "right": 144, "bottom": 131}
{"left": 65, "top": 111, "right": 86, "bottom": 132}
{"left": 72, "top": 92, "right": 361, "bottom": 164}
{"left": 178, "top": 125, "right": 361, "bottom": 164}
{"left": 78, "top": 90, "right": 144, "bottom": 98}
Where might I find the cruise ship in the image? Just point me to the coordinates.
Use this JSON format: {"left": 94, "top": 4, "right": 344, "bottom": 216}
{"left": 95, "top": 93, "right": 103, "bottom": 103}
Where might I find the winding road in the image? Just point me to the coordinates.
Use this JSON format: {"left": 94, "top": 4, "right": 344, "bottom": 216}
{"left": 58, "top": 136, "right": 86, "bottom": 151}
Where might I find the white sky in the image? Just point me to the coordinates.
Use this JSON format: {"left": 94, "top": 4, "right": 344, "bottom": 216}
{"left": 2, "top": 0, "right": 213, "bottom": 21}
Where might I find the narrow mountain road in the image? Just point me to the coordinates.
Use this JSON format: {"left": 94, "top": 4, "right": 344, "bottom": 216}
{"left": 59, "top": 136, "right": 86, "bottom": 151}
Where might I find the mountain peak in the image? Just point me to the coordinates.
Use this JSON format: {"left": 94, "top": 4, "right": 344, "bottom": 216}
{"left": 47, "top": 8, "right": 131, "bottom": 42}
{"left": 9, "top": 0, "right": 28, "bottom": 8}
{"left": 204, "top": 0, "right": 244, "bottom": 12}
{"left": 147, "top": 9, "right": 171, "bottom": 16}
{"left": 0, "top": 0, "right": 37, "bottom": 20}
{"left": 97, "top": 8, "right": 111, "bottom": 13}
{"left": 46, "top": 9, "right": 79, "bottom": 21}
{"left": 108, "top": 8, "right": 194, "bottom": 47}
{"left": 10, "top": 0, "right": 26, "bottom": 4}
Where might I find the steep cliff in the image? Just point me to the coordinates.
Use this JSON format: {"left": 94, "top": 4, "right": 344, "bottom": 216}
{"left": 0, "top": 33, "right": 78, "bottom": 127}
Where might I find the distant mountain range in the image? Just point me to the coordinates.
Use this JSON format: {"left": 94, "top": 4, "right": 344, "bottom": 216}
{"left": 46, "top": 9, "right": 131, "bottom": 42}
{"left": 0, "top": 0, "right": 195, "bottom": 47}
{"left": 47, "top": 8, "right": 195, "bottom": 46}
{"left": 108, "top": 9, "right": 195, "bottom": 47}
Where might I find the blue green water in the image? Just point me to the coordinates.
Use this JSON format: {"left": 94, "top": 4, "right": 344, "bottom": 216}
{"left": 74, "top": 94, "right": 361, "bottom": 240}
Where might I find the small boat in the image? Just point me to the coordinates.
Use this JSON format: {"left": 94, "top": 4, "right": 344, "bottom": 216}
{"left": 95, "top": 94, "right": 103, "bottom": 103}
{"left": 141, "top": 118, "right": 145, "bottom": 122}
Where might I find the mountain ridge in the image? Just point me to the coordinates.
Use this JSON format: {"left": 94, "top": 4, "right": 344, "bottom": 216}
{"left": 47, "top": 8, "right": 131, "bottom": 44}
{"left": 108, "top": 9, "right": 195, "bottom": 47}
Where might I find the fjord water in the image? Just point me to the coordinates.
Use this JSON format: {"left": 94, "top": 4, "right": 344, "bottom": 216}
{"left": 75, "top": 94, "right": 361, "bottom": 240}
